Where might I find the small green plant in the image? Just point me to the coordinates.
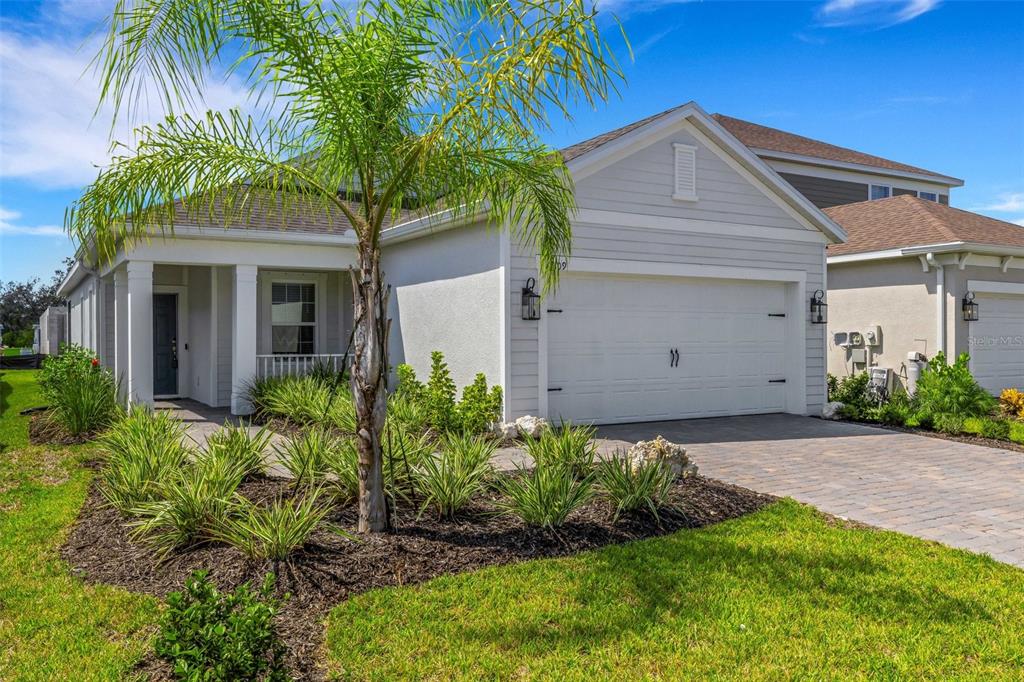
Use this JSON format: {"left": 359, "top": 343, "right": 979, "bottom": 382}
{"left": 129, "top": 456, "right": 244, "bottom": 558}
{"left": 867, "top": 390, "right": 913, "bottom": 426}
{"left": 273, "top": 427, "right": 336, "bottom": 489}
{"left": 154, "top": 570, "right": 288, "bottom": 681}
{"left": 38, "top": 343, "right": 120, "bottom": 436}
{"left": 523, "top": 423, "right": 597, "bottom": 479}
{"left": 395, "top": 363, "right": 424, "bottom": 401}
{"left": 386, "top": 391, "right": 429, "bottom": 433}
{"left": 100, "top": 408, "right": 191, "bottom": 513}
{"left": 424, "top": 351, "right": 458, "bottom": 433}
{"left": 495, "top": 463, "right": 594, "bottom": 529}
{"left": 979, "top": 418, "right": 1011, "bottom": 440}
{"left": 457, "top": 374, "right": 503, "bottom": 434}
{"left": 215, "top": 490, "right": 329, "bottom": 562}
{"left": 202, "top": 423, "right": 272, "bottom": 479}
{"left": 381, "top": 425, "right": 434, "bottom": 499}
{"left": 932, "top": 412, "right": 964, "bottom": 435}
{"left": 913, "top": 352, "right": 997, "bottom": 422}
{"left": 829, "top": 372, "right": 873, "bottom": 420}
{"left": 1010, "top": 421, "right": 1024, "bottom": 445}
{"left": 414, "top": 433, "right": 495, "bottom": 519}
{"left": 247, "top": 374, "right": 356, "bottom": 432}
{"left": 594, "top": 451, "right": 675, "bottom": 521}
{"left": 324, "top": 438, "right": 361, "bottom": 503}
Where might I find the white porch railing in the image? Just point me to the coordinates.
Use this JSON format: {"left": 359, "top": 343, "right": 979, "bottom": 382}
{"left": 256, "top": 354, "right": 348, "bottom": 379}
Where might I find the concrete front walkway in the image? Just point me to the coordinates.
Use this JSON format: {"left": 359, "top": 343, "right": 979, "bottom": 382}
{"left": 598, "top": 414, "right": 1024, "bottom": 568}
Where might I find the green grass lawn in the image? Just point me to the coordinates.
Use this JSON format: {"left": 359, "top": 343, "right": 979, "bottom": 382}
{"left": 2, "top": 371, "right": 1023, "bottom": 680}
{"left": 0, "top": 370, "right": 157, "bottom": 680}
{"left": 2, "top": 347, "right": 31, "bottom": 357}
{"left": 325, "top": 506, "right": 1024, "bottom": 680}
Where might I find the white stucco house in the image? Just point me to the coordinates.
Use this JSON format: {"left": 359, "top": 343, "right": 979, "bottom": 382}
{"left": 58, "top": 101, "right": 851, "bottom": 423}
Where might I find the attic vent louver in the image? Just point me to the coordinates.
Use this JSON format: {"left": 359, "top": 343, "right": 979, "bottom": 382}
{"left": 672, "top": 143, "right": 698, "bottom": 201}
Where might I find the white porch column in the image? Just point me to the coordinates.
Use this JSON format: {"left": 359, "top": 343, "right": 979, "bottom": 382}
{"left": 113, "top": 267, "right": 130, "bottom": 402}
{"left": 126, "top": 260, "right": 154, "bottom": 406}
{"left": 231, "top": 265, "right": 258, "bottom": 414}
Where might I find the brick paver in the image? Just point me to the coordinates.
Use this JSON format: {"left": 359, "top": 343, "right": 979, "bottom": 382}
{"left": 597, "top": 414, "right": 1024, "bottom": 568}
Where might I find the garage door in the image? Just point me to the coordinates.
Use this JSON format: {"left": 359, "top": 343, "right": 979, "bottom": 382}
{"left": 546, "top": 272, "right": 790, "bottom": 424}
{"left": 970, "top": 293, "right": 1024, "bottom": 393}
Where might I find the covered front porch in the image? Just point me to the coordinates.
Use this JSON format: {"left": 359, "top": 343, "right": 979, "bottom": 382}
{"left": 94, "top": 232, "right": 358, "bottom": 414}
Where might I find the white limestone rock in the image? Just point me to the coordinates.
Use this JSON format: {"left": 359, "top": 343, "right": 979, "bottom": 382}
{"left": 514, "top": 415, "right": 549, "bottom": 439}
{"left": 490, "top": 420, "right": 519, "bottom": 441}
{"left": 627, "top": 436, "right": 697, "bottom": 480}
{"left": 821, "top": 401, "right": 845, "bottom": 420}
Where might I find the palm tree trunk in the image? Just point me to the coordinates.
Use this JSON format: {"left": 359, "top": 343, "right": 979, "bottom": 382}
{"left": 351, "top": 240, "right": 389, "bottom": 532}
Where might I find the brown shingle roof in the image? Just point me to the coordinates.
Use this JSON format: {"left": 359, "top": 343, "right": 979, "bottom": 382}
{"left": 711, "top": 114, "right": 958, "bottom": 181}
{"left": 560, "top": 104, "right": 689, "bottom": 162}
{"left": 825, "top": 195, "right": 1024, "bottom": 256}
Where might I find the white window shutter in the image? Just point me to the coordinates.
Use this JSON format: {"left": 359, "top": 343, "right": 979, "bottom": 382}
{"left": 673, "top": 143, "right": 698, "bottom": 201}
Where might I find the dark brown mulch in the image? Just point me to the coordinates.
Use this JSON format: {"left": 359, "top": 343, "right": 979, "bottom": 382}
{"left": 27, "top": 411, "right": 92, "bottom": 446}
{"left": 62, "top": 475, "right": 773, "bottom": 681}
{"left": 851, "top": 420, "right": 1024, "bottom": 455}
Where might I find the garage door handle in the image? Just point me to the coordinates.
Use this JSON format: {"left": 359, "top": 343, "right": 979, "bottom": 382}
{"left": 769, "top": 379, "right": 787, "bottom": 383}
{"left": 547, "top": 309, "right": 563, "bottom": 313}
{"left": 669, "top": 348, "right": 679, "bottom": 367}
{"left": 547, "top": 387, "right": 563, "bottom": 392}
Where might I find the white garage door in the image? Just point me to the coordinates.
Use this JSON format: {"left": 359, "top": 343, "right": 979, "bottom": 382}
{"left": 970, "top": 293, "right": 1024, "bottom": 393}
{"left": 546, "top": 272, "right": 791, "bottom": 424}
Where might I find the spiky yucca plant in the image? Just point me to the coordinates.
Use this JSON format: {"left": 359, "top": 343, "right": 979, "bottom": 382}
{"left": 215, "top": 490, "right": 330, "bottom": 561}
{"left": 594, "top": 451, "right": 674, "bottom": 521}
{"left": 100, "top": 408, "right": 191, "bottom": 513}
{"left": 414, "top": 433, "right": 496, "bottom": 519}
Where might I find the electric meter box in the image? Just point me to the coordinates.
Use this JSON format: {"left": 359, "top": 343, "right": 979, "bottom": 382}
{"left": 863, "top": 325, "right": 882, "bottom": 347}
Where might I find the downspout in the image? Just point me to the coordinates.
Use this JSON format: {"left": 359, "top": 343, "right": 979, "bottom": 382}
{"left": 926, "top": 253, "right": 945, "bottom": 356}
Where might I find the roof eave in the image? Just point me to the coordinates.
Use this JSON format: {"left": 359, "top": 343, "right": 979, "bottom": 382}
{"left": 755, "top": 149, "right": 965, "bottom": 187}
{"left": 828, "top": 241, "right": 1024, "bottom": 264}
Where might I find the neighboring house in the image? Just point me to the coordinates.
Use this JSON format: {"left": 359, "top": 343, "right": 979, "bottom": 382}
{"left": 57, "top": 102, "right": 849, "bottom": 423}
{"left": 824, "top": 197, "right": 1024, "bottom": 394}
{"left": 35, "top": 306, "right": 67, "bottom": 355}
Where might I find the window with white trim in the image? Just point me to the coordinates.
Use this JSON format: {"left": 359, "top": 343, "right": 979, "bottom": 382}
{"left": 672, "top": 143, "right": 698, "bottom": 201}
{"left": 869, "top": 184, "right": 891, "bottom": 200}
{"left": 271, "top": 282, "right": 315, "bottom": 354}
{"left": 917, "top": 191, "right": 938, "bottom": 202}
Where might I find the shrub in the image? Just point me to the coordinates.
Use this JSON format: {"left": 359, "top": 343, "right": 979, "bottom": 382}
{"left": 324, "top": 437, "right": 361, "bottom": 503}
{"left": 129, "top": 456, "right": 244, "bottom": 558}
{"left": 413, "top": 433, "right": 495, "bottom": 519}
{"left": 386, "top": 391, "right": 429, "bottom": 433}
{"left": 273, "top": 427, "right": 337, "bottom": 489}
{"left": 381, "top": 425, "right": 433, "bottom": 499}
{"left": 202, "top": 423, "right": 272, "bottom": 479}
{"left": 247, "top": 374, "right": 356, "bottom": 433}
{"left": 829, "top": 372, "right": 872, "bottom": 420}
{"left": 457, "top": 374, "right": 503, "bottom": 435}
{"left": 495, "top": 463, "right": 594, "bottom": 529}
{"left": 100, "top": 408, "right": 191, "bottom": 513}
{"left": 932, "top": 413, "right": 964, "bottom": 435}
{"left": 594, "top": 451, "right": 675, "bottom": 521}
{"left": 2, "top": 328, "right": 34, "bottom": 348}
{"left": 1000, "top": 388, "right": 1024, "bottom": 420}
{"left": 1010, "top": 421, "right": 1024, "bottom": 445}
{"left": 866, "top": 390, "right": 913, "bottom": 426}
{"left": 395, "top": 363, "right": 424, "bottom": 401}
{"left": 523, "top": 423, "right": 597, "bottom": 479}
{"left": 39, "top": 343, "right": 120, "bottom": 436}
{"left": 215, "top": 490, "right": 329, "bottom": 562}
{"left": 154, "top": 570, "right": 287, "bottom": 681}
{"left": 980, "top": 418, "right": 1011, "bottom": 440}
{"left": 423, "top": 351, "right": 458, "bottom": 433}
{"left": 913, "top": 352, "right": 997, "bottom": 422}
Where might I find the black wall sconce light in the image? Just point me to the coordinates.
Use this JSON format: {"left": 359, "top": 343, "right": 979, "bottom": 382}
{"left": 962, "top": 291, "right": 979, "bottom": 321}
{"left": 810, "top": 289, "right": 827, "bottom": 324}
{"left": 522, "top": 277, "right": 541, "bottom": 320}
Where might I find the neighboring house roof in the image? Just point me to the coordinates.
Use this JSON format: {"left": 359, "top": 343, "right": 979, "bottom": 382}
{"left": 710, "top": 113, "right": 962, "bottom": 184}
{"left": 824, "top": 195, "right": 1024, "bottom": 257}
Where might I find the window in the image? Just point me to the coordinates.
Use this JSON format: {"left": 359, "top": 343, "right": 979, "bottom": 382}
{"left": 271, "top": 282, "right": 315, "bottom": 354}
{"left": 869, "top": 184, "right": 892, "bottom": 200}
{"left": 918, "top": 191, "right": 938, "bottom": 202}
{"left": 672, "top": 143, "right": 698, "bottom": 201}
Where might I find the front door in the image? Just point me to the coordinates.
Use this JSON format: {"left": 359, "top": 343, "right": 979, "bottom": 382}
{"left": 153, "top": 293, "right": 178, "bottom": 396}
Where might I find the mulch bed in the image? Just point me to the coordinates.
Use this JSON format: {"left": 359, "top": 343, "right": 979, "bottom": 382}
{"left": 849, "top": 420, "right": 1024, "bottom": 455}
{"left": 62, "top": 475, "right": 774, "bottom": 681}
{"left": 27, "top": 411, "right": 92, "bottom": 446}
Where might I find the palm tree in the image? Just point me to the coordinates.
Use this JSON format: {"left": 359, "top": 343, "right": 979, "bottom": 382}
{"left": 67, "top": 0, "right": 625, "bottom": 532}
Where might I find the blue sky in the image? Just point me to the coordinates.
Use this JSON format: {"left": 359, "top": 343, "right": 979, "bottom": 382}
{"left": 1, "top": 0, "right": 1022, "bottom": 283}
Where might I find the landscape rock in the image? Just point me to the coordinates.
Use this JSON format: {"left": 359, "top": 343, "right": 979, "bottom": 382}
{"left": 627, "top": 436, "right": 697, "bottom": 479}
{"left": 821, "top": 401, "right": 845, "bottom": 420}
{"left": 514, "top": 415, "right": 549, "bottom": 439}
{"left": 490, "top": 420, "right": 519, "bottom": 440}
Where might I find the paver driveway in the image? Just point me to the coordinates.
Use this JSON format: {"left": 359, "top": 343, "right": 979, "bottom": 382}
{"left": 597, "top": 414, "right": 1024, "bottom": 568}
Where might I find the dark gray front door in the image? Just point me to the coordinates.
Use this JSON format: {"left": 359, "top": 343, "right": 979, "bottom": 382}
{"left": 153, "top": 294, "right": 178, "bottom": 395}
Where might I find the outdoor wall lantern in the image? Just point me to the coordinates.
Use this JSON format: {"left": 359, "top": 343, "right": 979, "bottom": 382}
{"left": 809, "top": 289, "right": 827, "bottom": 324}
{"left": 522, "top": 277, "right": 541, "bottom": 320}
{"left": 962, "top": 291, "right": 980, "bottom": 322}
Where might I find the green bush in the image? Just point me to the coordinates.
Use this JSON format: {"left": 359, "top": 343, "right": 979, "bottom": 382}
{"left": 39, "top": 343, "right": 121, "bottom": 436}
{"left": 523, "top": 423, "right": 597, "bottom": 479}
{"left": 324, "top": 437, "right": 361, "bottom": 503}
{"left": 495, "top": 462, "right": 594, "bottom": 529}
{"left": 424, "top": 351, "right": 458, "bottom": 433}
{"left": 395, "top": 363, "right": 424, "bottom": 401}
{"left": 827, "top": 372, "right": 873, "bottom": 420}
{"left": 1010, "top": 421, "right": 1024, "bottom": 445}
{"left": 386, "top": 391, "right": 429, "bottom": 433}
{"left": 413, "top": 433, "right": 495, "bottom": 519}
{"left": 866, "top": 390, "right": 913, "bottom": 426}
{"left": 215, "top": 490, "right": 329, "bottom": 561}
{"left": 594, "top": 451, "right": 675, "bottom": 521}
{"left": 2, "top": 328, "right": 34, "bottom": 348}
{"left": 913, "top": 352, "right": 997, "bottom": 422}
{"left": 980, "top": 418, "right": 1011, "bottom": 440}
{"left": 248, "top": 374, "right": 356, "bottom": 432}
{"left": 393, "top": 354, "right": 503, "bottom": 436}
{"left": 457, "top": 374, "right": 503, "bottom": 435}
{"left": 154, "top": 570, "right": 287, "bottom": 681}
{"left": 932, "top": 413, "right": 964, "bottom": 435}
{"left": 202, "top": 423, "right": 272, "bottom": 479}
{"left": 100, "top": 408, "right": 192, "bottom": 513}
{"left": 273, "top": 427, "right": 337, "bottom": 490}
{"left": 381, "top": 425, "right": 433, "bottom": 499}
{"left": 129, "top": 455, "right": 244, "bottom": 558}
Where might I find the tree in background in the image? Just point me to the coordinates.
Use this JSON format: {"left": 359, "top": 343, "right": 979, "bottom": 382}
{"left": 1, "top": 257, "right": 74, "bottom": 344}
{"left": 67, "top": 0, "right": 626, "bottom": 532}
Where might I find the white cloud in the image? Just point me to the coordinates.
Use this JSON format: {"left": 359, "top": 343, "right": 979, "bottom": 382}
{"left": 594, "top": 0, "right": 697, "bottom": 18}
{"left": 0, "top": 29, "right": 251, "bottom": 188}
{"left": 976, "top": 192, "right": 1024, "bottom": 212}
{"left": 0, "top": 206, "right": 66, "bottom": 237}
{"left": 1013, "top": 218, "right": 1024, "bottom": 227}
{"left": 818, "top": 0, "right": 941, "bottom": 28}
